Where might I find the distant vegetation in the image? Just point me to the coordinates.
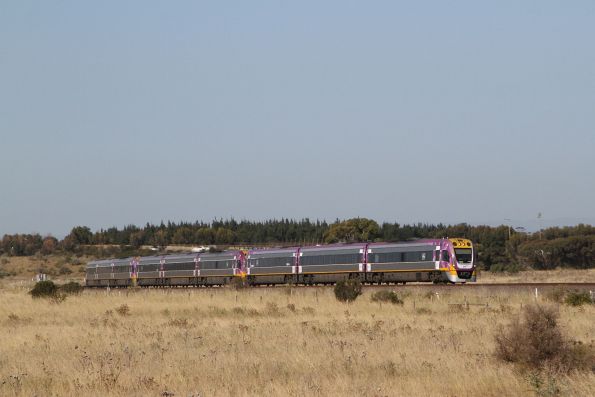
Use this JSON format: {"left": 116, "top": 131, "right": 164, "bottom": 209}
{"left": 1, "top": 218, "right": 595, "bottom": 271}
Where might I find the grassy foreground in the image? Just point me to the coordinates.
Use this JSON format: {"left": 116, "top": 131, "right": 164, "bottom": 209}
{"left": 0, "top": 282, "right": 593, "bottom": 396}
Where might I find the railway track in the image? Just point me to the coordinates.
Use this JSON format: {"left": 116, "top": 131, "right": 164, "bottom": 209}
{"left": 88, "top": 282, "right": 595, "bottom": 290}
{"left": 255, "top": 282, "right": 595, "bottom": 289}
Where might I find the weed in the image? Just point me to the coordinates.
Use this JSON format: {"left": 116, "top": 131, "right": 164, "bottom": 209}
{"left": 115, "top": 304, "right": 130, "bottom": 316}
{"left": 564, "top": 290, "right": 592, "bottom": 306}
{"left": 527, "top": 371, "right": 561, "bottom": 397}
{"left": 371, "top": 290, "right": 403, "bottom": 305}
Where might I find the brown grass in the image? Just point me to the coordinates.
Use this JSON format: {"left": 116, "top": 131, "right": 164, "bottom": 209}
{"left": 0, "top": 281, "right": 593, "bottom": 396}
{"left": 477, "top": 268, "right": 595, "bottom": 283}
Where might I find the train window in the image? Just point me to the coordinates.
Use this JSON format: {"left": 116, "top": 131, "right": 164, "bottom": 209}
{"left": 402, "top": 252, "right": 419, "bottom": 262}
{"left": 251, "top": 256, "right": 294, "bottom": 267}
{"left": 164, "top": 262, "right": 194, "bottom": 271}
{"left": 300, "top": 253, "right": 361, "bottom": 266}
{"left": 369, "top": 252, "right": 402, "bottom": 263}
{"left": 442, "top": 251, "right": 450, "bottom": 262}
{"left": 454, "top": 249, "right": 472, "bottom": 263}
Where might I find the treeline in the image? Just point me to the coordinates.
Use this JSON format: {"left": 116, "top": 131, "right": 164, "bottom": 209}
{"left": 1, "top": 219, "right": 594, "bottom": 271}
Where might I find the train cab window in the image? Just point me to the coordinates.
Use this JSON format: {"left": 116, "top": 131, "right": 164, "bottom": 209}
{"left": 454, "top": 249, "right": 472, "bottom": 263}
{"left": 442, "top": 251, "right": 450, "bottom": 262}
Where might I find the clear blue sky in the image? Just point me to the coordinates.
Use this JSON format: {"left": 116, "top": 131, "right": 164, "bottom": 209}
{"left": 1, "top": 1, "right": 594, "bottom": 237}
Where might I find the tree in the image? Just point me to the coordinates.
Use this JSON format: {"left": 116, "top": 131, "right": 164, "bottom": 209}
{"left": 41, "top": 236, "right": 58, "bottom": 255}
{"left": 324, "top": 218, "right": 380, "bottom": 243}
{"left": 67, "top": 226, "right": 93, "bottom": 245}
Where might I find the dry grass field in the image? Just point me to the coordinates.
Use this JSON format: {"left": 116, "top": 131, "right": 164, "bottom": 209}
{"left": 0, "top": 282, "right": 593, "bottom": 397}
{"left": 477, "top": 268, "right": 595, "bottom": 284}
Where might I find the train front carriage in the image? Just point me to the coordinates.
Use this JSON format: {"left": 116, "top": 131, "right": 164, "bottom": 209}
{"left": 246, "top": 248, "right": 299, "bottom": 285}
{"left": 443, "top": 238, "right": 476, "bottom": 282}
{"left": 366, "top": 241, "right": 443, "bottom": 283}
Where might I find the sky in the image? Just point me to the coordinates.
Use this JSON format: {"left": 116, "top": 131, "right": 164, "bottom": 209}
{"left": 1, "top": 1, "right": 594, "bottom": 237}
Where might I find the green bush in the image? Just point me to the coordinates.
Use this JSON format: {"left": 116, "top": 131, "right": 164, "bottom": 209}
{"left": 334, "top": 279, "right": 362, "bottom": 302}
{"left": 371, "top": 290, "right": 403, "bottom": 305}
{"left": 61, "top": 281, "right": 84, "bottom": 295}
{"left": 30, "top": 280, "right": 58, "bottom": 298}
{"left": 564, "top": 290, "right": 593, "bottom": 307}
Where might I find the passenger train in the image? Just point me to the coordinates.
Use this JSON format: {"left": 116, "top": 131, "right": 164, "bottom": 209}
{"left": 85, "top": 238, "right": 476, "bottom": 287}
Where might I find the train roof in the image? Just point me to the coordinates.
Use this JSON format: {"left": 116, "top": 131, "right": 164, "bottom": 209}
{"left": 367, "top": 239, "right": 441, "bottom": 248}
{"left": 248, "top": 247, "right": 299, "bottom": 255}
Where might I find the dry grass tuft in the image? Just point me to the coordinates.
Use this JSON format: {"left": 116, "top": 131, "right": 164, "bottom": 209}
{"left": 115, "top": 303, "right": 130, "bottom": 316}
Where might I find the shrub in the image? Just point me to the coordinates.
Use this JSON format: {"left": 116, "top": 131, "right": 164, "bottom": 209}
{"left": 494, "top": 304, "right": 593, "bottom": 372}
{"left": 30, "top": 280, "right": 58, "bottom": 299}
{"left": 371, "top": 290, "right": 403, "bottom": 305}
{"left": 334, "top": 279, "right": 362, "bottom": 302}
{"left": 115, "top": 304, "right": 130, "bottom": 316}
{"left": 61, "top": 281, "right": 84, "bottom": 295}
{"left": 564, "top": 290, "right": 592, "bottom": 307}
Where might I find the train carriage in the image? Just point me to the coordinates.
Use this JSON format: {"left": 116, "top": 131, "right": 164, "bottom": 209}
{"left": 196, "top": 251, "right": 244, "bottom": 285}
{"left": 298, "top": 244, "right": 367, "bottom": 284}
{"left": 161, "top": 253, "right": 198, "bottom": 286}
{"left": 246, "top": 247, "right": 299, "bottom": 285}
{"left": 136, "top": 255, "right": 162, "bottom": 286}
{"left": 86, "top": 257, "right": 132, "bottom": 287}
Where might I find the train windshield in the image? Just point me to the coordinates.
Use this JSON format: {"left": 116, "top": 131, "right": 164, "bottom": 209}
{"left": 454, "top": 248, "right": 472, "bottom": 263}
